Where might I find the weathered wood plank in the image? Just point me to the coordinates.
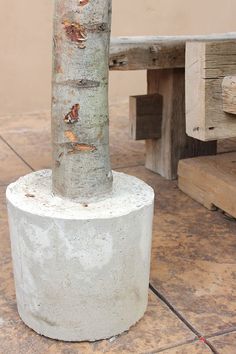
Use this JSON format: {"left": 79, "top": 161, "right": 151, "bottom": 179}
{"left": 145, "top": 69, "right": 216, "bottom": 180}
{"left": 186, "top": 40, "right": 236, "bottom": 141}
{"left": 178, "top": 152, "right": 236, "bottom": 218}
{"left": 109, "top": 33, "right": 236, "bottom": 71}
{"left": 222, "top": 75, "right": 236, "bottom": 115}
{"left": 129, "top": 94, "right": 162, "bottom": 140}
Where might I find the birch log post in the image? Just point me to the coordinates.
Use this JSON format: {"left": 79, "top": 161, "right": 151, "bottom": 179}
{"left": 52, "top": 0, "right": 113, "bottom": 201}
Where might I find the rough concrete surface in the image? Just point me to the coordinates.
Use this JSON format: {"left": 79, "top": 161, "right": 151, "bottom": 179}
{"left": 6, "top": 170, "right": 154, "bottom": 341}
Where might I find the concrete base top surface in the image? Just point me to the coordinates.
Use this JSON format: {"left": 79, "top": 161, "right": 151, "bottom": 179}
{"left": 6, "top": 170, "right": 154, "bottom": 219}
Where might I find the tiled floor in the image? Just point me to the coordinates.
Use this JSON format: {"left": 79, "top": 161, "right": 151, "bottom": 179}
{"left": 0, "top": 102, "right": 236, "bottom": 353}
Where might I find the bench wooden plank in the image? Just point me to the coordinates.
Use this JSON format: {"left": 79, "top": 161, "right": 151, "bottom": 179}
{"left": 186, "top": 40, "right": 236, "bottom": 141}
{"left": 222, "top": 76, "right": 236, "bottom": 115}
{"left": 109, "top": 33, "right": 236, "bottom": 71}
{"left": 178, "top": 152, "right": 236, "bottom": 218}
{"left": 129, "top": 94, "right": 162, "bottom": 140}
{"left": 145, "top": 69, "right": 216, "bottom": 179}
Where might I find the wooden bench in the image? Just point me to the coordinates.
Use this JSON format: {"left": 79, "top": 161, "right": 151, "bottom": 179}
{"left": 109, "top": 33, "right": 236, "bottom": 179}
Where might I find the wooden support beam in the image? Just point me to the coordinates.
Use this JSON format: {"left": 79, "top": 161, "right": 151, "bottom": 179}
{"left": 222, "top": 76, "right": 236, "bottom": 115}
{"left": 145, "top": 69, "right": 217, "bottom": 180}
{"left": 129, "top": 94, "right": 162, "bottom": 140}
{"left": 109, "top": 33, "right": 236, "bottom": 71}
{"left": 186, "top": 40, "right": 236, "bottom": 141}
{"left": 178, "top": 152, "right": 236, "bottom": 218}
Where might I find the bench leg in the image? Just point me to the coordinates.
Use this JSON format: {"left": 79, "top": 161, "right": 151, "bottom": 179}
{"left": 145, "top": 69, "right": 217, "bottom": 179}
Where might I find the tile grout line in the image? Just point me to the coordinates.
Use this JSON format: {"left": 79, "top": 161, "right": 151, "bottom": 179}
{"left": 149, "top": 284, "right": 220, "bottom": 354}
{"left": 0, "top": 135, "right": 35, "bottom": 172}
{"left": 206, "top": 327, "right": 236, "bottom": 339}
{"left": 142, "top": 338, "right": 198, "bottom": 354}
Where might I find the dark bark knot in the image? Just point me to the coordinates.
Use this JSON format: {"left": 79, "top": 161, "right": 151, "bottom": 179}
{"left": 63, "top": 20, "right": 87, "bottom": 49}
{"left": 87, "top": 23, "right": 108, "bottom": 33}
{"left": 55, "top": 152, "right": 64, "bottom": 168}
{"left": 54, "top": 80, "right": 100, "bottom": 89}
{"left": 98, "top": 23, "right": 107, "bottom": 32}
{"left": 64, "top": 104, "right": 80, "bottom": 124}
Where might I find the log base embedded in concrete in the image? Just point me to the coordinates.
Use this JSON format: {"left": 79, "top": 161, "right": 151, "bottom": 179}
{"left": 6, "top": 170, "right": 154, "bottom": 342}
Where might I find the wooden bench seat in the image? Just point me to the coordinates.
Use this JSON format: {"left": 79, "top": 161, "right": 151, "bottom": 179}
{"left": 109, "top": 33, "right": 236, "bottom": 179}
{"left": 109, "top": 33, "right": 236, "bottom": 70}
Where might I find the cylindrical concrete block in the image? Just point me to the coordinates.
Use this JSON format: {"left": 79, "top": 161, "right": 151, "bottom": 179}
{"left": 6, "top": 170, "right": 154, "bottom": 341}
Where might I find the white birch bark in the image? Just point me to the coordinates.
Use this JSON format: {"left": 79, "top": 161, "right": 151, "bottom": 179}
{"left": 52, "top": 0, "right": 113, "bottom": 202}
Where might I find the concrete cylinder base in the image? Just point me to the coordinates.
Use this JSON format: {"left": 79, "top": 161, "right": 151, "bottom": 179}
{"left": 6, "top": 170, "right": 154, "bottom": 342}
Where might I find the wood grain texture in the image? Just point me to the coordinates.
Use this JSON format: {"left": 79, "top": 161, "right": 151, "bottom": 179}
{"left": 52, "top": 0, "right": 113, "bottom": 201}
{"left": 109, "top": 33, "right": 236, "bottom": 71}
{"left": 222, "top": 75, "right": 236, "bottom": 115}
{"left": 186, "top": 40, "right": 236, "bottom": 141}
{"left": 129, "top": 94, "right": 162, "bottom": 140}
{"left": 145, "top": 69, "right": 216, "bottom": 180}
{"left": 178, "top": 151, "right": 236, "bottom": 218}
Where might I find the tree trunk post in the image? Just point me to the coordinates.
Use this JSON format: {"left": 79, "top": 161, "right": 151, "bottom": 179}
{"left": 52, "top": 0, "right": 113, "bottom": 202}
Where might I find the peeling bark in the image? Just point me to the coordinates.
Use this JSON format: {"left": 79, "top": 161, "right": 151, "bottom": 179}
{"left": 52, "top": 0, "right": 113, "bottom": 201}
{"left": 64, "top": 104, "right": 80, "bottom": 124}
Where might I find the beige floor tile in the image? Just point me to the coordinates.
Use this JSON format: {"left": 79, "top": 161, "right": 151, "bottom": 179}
{"left": 118, "top": 165, "right": 236, "bottom": 337}
{"left": 0, "top": 139, "right": 32, "bottom": 186}
{"left": 209, "top": 331, "right": 236, "bottom": 354}
{"left": 0, "top": 112, "right": 51, "bottom": 171}
{"left": 163, "top": 340, "right": 212, "bottom": 354}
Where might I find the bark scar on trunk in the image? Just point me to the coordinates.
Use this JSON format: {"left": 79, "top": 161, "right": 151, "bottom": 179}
{"left": 68, "top": 143, "right": 97, "bottom": 153}
{"left": 63, "top": 20, "right": 87, "bottom": 48}
{"left": 79, "top": 0, "right": 89, "bottom": 6}
{"left": 65, "top": 131, "right": 78, "bottom": 142}
{"left": 64, "top": 132, "right": 97, "bottom": 153}
{"left": 64, "top": 104, "right": 80, "bottom": 124}
{"left": 55, "top": 79, "right": 100, "bottom": 89}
